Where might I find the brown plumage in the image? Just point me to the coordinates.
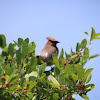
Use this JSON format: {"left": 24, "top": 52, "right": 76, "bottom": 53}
{"left": 39, "top": 37, "right": 59, "bottom": 65}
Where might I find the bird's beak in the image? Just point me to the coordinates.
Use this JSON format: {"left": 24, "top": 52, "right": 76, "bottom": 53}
{"left": 57, "top": 41, "right": 60, "bottom": 43}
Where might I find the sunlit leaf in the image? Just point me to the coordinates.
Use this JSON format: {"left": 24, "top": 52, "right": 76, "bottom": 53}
{"left": 5, "top": 64, "right": 12, "bottom": 76}
{"left": 81, "top": 94, "right": 89, "bottom": 100}
{"left": 21, "top": 41, "right": 28, "bottom": 58}
{"left": 66, "top": 64, "right": 74, "bottom": 74}
{"left": 25, "top": 71, "right": 38, "bottom": 81}
{"left": 95, "top": 36, "right": 100, "bottom": 39}
{"left": 28, "top": 42, "right": 36, "bottom": 54}
{"left": 71, "top": 73, "right": 78, "bottom": 82}
{"left": 85, "top": 73, "right": 92, "bottom": 83}
{"left": 32, "top": 96, "right": 36, "bottom": 100}
{"left": 59, "top": 48, "right": 64, "bottom": 59}
{"left": 7, "top": 69, "right": 17, "bottom": 82}
{"left": 49, "top": 75, "right": 60, "bottom": 89}
{"left": 85, "top": 84, "right": 95, "bottom": 92}
{"left": 74, "top": 64, "right": 85, "bottom": 80}
{"left": 94, "top": 33, "right": 100, "bottom": 39}
{"left": 53, "top": 93, "right": 59, "bottom": 100}
{"left": 89, "top": 54, "right": 99, "bottom": 60}
{"left": 90, "top": 27, "right": 96, "bottom": 41}
{"left": 84, "top": 68, "right": 93, "bottom": 80}
{"left": 52, "top": 54, "right": 59, "bottom": 69}
{"left": 65, "top": 52, "right": 69, "bottom": 60}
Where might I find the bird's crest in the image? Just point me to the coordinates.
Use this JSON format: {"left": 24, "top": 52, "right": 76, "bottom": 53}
{"left": 46, "top": 37, "right": 58, "bottom": 42}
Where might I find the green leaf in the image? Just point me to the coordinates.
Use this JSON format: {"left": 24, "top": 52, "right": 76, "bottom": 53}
{"left": 24, "top": 38, "right": 29, "bottom": 44}
{"left": 84, "top": 48, "right": 89, "bottom": 56}
{"left": 5, "top": 64, "right": 12, "bottom": 75}
{"left": 65, "top": 74, "right": 73, "bottom": 86}
{"left": 70, "top": 48, "right": 73, "bottom": 55}
{"left": 73, "top": 56, "right": 80, "bottom": 64}
{"left": 27, "top": 81, "right": 35, "bottom": 92}
{"left": 85, "top": 32, "right": 88, "bottom": 35}
{"left": 84, "top": 68, "right": 93, "bottom": 80}
{"left": 14, "top": 93, "right": 20, "bottom": 97}
{"left": 10, "top": 78, "right": 19, "bottom": 84}
{"left": 26, "top": 57, "right": 37, "bottom": 73}
{"left": 90, "top": 27, "right": 96, "bottom": 41}
{"left": 16, "top": 48, "right": 21, "bottom": 67}
{"left": 8, "top": 43, "right": 14, "bottom": 57}
{"left": 94, "top": 33, "right": 100, "bottom": 39}
{"left": 54, "top": 67, "right": 60, "bottom": 76}
{"left": 80, "top": 48, "right": 89, "bottom": 66}
{"left": 85, "top": 73, "right": 92, "bottom": 83}
{"left": 65, "top": 52, "right": 69, "bottom": 60}
{"left": 74, "top": 64, "right": 85, "bottom": 80}
{"left": 81, "top": 39, "right": 87, "bottom": 49}
{"left": 53, "top": 93, "right": 59, "bottom": 100}
{"left": 25, "top": 71, "right": 38, "bottom": 81}
{"left": 0, "top": 34, "right": 6, "bottom": 48}
{"left": 21, "top": 41, "right": 28, "bottom": 58}
{"left": 18, "top": 38, "right": 23, "bottom": 46}
{"left": 29, "top": 76, "right": 36, "bottom": 81}
{"left": 71, "top": 73, "right": 78, "bottom": 82}
{"left": 76, "top": 43, "right": 81, "bottom": 51}
{"left": 90, "top": 29, "right": 100, "bottom": 41}
{"left": 89, "top": 54, "right": 99, "bottom": 60}
{"left": 32, "top": 96, "right": 36, "bottom": 100}
{"left": 38, "top": 63, "right": 46, "bottom": 77}
{"left": 49, "top": 75, "right": 60, "bottom": 89}
{"left": 39, "top": 77, "right": 46, "bottom": 86}
{"left": 0, "top": 57, "right": 5, "bottom": 66}
{"left": 52, "top": 54, "right": 59, "bottom": 69}
{"left": 59, "top": 48, "right": 64, "bottom": 59}
{"left": 94, "top": 36, "right": 100, "bottom": 39}
{"left": 85, "top": 84, "right": 95, "bottom": 92}
{"left": 9, "top": 84, "right": 18, "bottom": 91}
{"left": 66, "top": 64, "right": 74, "bottom": 74}
{"left": 60, "top": 58, "right": 65, "bottom": 64}
{"left": 59, "top": 73, "right": 66, "bottom": 85}
{"left": 13, "top": 40, "right": 18, "bottom": 46}
{"left": 7, "top": 69, "right": 17, "bottom": 82}
{"left": 81, "top": 94, "right": 89, "bottom": 100}
{"left": 28, "top": 42, "right": 36, "bottom": 54}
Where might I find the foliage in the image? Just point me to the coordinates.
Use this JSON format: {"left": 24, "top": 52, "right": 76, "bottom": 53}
{"left": 0, "top": 27, "right": 100, "bottom": 100}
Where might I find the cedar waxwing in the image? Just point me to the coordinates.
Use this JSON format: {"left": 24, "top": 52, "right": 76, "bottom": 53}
{"left": 38, "top": 37, "right": 59, "bottom": 65}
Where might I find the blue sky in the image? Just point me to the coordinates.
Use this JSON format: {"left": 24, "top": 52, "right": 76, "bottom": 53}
{"left": 0, "top": 0, "right": 100, "bottom": 99}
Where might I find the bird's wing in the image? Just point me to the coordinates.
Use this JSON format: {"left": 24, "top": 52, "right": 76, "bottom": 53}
{"left": 39, "top": 45, "right": 58, "bottom": 62}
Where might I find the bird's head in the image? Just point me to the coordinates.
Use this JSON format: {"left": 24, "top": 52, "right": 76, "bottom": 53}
{"left": 46, "top": 37, "right": 60, "bottom": 46}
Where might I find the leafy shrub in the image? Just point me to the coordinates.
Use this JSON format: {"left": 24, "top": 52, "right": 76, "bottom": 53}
{"left": 0, "top": 28, "right": 100, "bottom": 100}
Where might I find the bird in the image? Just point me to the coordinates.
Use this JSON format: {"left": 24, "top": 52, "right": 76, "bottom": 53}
{"left": 38, "top": 37, "right": 60, "bottom": 66}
